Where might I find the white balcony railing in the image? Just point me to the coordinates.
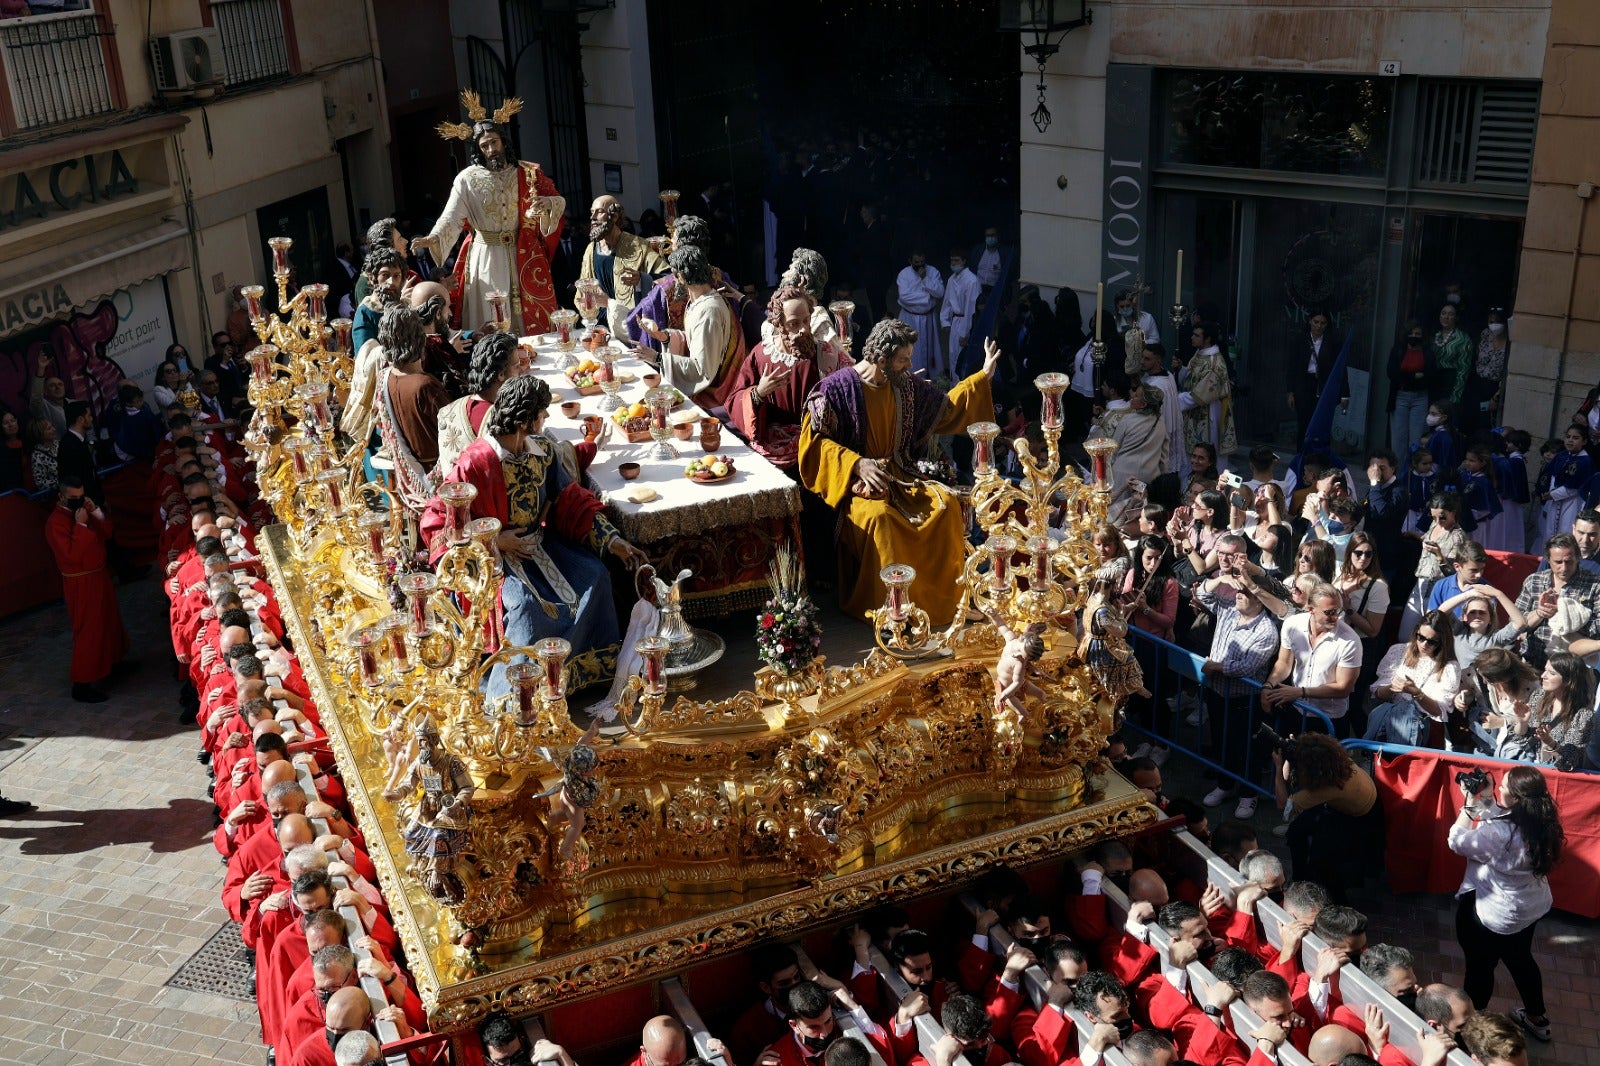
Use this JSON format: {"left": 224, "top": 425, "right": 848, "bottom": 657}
{"left": 211, "top": 0, "right": 290, "bottom": 87}
{"left": 0, "top": 9, "right": 115, "bottom": 131}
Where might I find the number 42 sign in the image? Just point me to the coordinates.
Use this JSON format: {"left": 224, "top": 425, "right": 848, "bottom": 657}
{"left": 1379, "top": 60, "right": 1401, "bottom": 76}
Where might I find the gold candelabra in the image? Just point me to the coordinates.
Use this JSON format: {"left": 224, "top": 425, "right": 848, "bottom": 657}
{"left": 871, "top": 373, "right": 1116, "bottom": 659}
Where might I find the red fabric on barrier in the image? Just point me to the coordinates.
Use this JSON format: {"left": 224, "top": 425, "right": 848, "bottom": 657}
{"left": 0, "top": 491, "right": 60, "bottom": 617}
{"left": 1373, "top": 749, "right": 1600, "bottom": 918}
{"left": 102, "top": 464, "right": 157, "bottom": 561}
{"left": 1484, "top": 550, "right": 1539, "bottom": 603}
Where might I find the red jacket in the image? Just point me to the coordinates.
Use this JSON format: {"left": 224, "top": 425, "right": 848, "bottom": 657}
{"left": 761, "top": 1015, "right": 895, "bottom": 1066}
{"left": 222, "top": 826, "right": 287, "bottom": 922}
{"left": 730, "top": 998, "right": 790, "bottom": 1066}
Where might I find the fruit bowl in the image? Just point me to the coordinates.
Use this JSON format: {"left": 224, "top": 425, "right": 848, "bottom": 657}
{"left": 685, "top": 455, "right": 735, "bottom": 483}
{"left": 611, "top": 402, "right": 656, "bottom": 442}
{"left": 565, "top": 359, "right": 606, "bottom": 395}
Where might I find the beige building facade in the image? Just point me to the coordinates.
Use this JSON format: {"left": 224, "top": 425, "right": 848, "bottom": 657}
{"left": 1022, "top": 0, "right": 1588, "bottom": 452}
{"left": 0, "top": 0, "right": 389, "bottom": 413}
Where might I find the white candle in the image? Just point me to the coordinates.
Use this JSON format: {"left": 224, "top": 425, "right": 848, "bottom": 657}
{"left": 1095, "top": 282, "right": 1104, "bottom": 341}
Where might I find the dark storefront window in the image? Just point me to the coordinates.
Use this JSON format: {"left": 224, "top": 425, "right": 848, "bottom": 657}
{"left": 1163, "top": 71, "right": 1393, "bottom": 178}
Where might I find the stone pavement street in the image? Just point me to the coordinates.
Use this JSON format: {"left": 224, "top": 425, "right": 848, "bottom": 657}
{"left": 0, "top": 577, "right": 1596, "bottom": 1066}
{"left": 0, "top": 579, "right": 262, "bottom": 1066}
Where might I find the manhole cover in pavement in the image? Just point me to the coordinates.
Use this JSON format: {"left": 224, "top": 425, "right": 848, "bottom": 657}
{"left": 164, "top": 920, "right": 257, "bottom": 1002}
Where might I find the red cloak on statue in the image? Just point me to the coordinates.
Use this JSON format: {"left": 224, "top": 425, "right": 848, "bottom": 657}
{"left": 447, "top": 162, "right": 564, "bottom": 335}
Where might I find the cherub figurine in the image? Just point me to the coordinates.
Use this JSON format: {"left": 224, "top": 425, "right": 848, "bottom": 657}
{"left": 382, "top": 717, "right": 475, "bottom": 904}
{"left": 537, "top": 721, "right": 603, "bottom": 868}
{"left": 986, "top": 607, "right": 1049, "bottom": 717}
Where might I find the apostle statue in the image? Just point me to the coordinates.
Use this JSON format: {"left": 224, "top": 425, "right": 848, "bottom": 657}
{"left": 728, "top": 284, "right": 848, "bottom": 471}
{"left": 760, "top": 248, "right": 839, "bottom": 351}
{"left": 420, "top": 375, "right": 649, "bottom": 699}
{"left": 415, "top": 90, "right": 566, "bottom": 336}
{"left": 579, "top": 195, "right": 667, "bottom": 330}
{"left": 799, "top": 319, "right": 1003, "bottom": 627}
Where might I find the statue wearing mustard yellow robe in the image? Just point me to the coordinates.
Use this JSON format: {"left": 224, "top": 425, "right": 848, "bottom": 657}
{"left": 798, "top": 320, "right": 998, "bottom": 627}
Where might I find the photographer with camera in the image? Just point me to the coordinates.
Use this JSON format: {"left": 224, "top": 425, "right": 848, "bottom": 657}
{"left": 1269, "top": 733, "right": 1382, "bottom": 903}
{"left": 1449, "top": 765, "right": 1563, "bottom": 1043}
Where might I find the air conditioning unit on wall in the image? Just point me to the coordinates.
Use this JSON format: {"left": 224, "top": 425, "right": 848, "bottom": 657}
{"left": 149, "top": 28, "right": 222, "bottom": 94}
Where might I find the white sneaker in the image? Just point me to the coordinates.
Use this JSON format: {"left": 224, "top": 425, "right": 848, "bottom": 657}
{"left": 1202, "top": 786, "right": 1234, "bottom": 808}
{"left": 1129, "top": 742, "right": 1153, "bottom": 760}
{"left": 1149, "top": 746, "right": 1170, "bottom": 767}
{"left": 1186, "top": 707, "right": 1208, "bottom": 726}
{"left": 1272, "top": 822, "right": 1289, "bottom": 837}
{"left": 1234, "top": 797, "right": 1258, "bottom": 818}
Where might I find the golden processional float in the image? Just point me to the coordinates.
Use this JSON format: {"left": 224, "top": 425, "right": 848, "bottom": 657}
{"left": 238, "top": 236, "right": 1158, "bottom": 1043}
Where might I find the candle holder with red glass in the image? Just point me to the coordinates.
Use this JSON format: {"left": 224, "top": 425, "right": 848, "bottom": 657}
{"left": 870, "top": 563, "right": 936, "bottom": 659}
{"left": 643, "top": 387, "right": 677, "bottom": 460}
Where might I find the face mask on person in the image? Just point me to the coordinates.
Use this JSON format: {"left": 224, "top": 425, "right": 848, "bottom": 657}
{"left": 1446, "top": 293, "right": 1461, "bottom": 304}
{"left": 1016, "top": 934, "right": 1051, "bottom": 956}
{"left": 1118, "top": 307, "right": 1133, "bottom": 319}
{"left": 1325, "top": 518, "right": 1346, "bottom": 536}
{"left": 1113, "top": 1019, "right": 1135, "bottom": 1040}
{"left": 1395, "top": 989, "right": 1419, "bottom": 1012}
{"left": 985, "top": 236, "right": 998, "bottom": 249}
{"left": 65, "top": 496, "right": 87, "bottom": 511}
{"left": 495, "top": 1051, "right": 533, "bottom": 1066}
{"left": 801, "top": 1031, "right": 838, "bottom": 1052}
{"left": 1489, "top": 322, "right": 1506, "bottom": 335}
{"left": 1106, "top": 870, "right": 1132, "bottom": 893}
{"left": 1426, "top": 414, "right": 1444, "bottom": 427}
{"left": 1407, "top": 336, "right": 1423, "bottom": 347}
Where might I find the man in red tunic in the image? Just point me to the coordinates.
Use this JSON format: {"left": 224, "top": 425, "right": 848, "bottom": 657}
{"left": 728, "top": 286, "right": 849, "bottom": 471}
{"left": 44, "top": 476, "right": 130, "bottom": 703}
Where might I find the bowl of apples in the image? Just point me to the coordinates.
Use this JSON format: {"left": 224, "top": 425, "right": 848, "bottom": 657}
{"left": 685, "top": 455, "right": 735, "bottom": 484}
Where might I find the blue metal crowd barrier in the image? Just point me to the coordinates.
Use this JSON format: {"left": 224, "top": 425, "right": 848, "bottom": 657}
{"left": 1123, "top": 627, "right": 1336, "bottom": 799}
{"left": 1342, "top": 738, "right": 1600, "bottom": 777}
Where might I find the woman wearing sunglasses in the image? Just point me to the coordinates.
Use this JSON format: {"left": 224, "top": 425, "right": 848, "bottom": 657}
{"left": 1362, "top": 609, "right": 1460, "bottom": 747}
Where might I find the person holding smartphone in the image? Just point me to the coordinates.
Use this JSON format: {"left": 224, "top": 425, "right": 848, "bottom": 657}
{"left": 1449, "top": 766, "right": 1563, "bottom": 1043}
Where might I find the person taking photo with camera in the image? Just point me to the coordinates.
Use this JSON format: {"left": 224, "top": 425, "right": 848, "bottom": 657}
{"left": 1449, "top": 765, "right": 1563, "bottom": 1044}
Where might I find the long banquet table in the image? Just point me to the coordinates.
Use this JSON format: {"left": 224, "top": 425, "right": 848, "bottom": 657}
{"left": 522, "top": 335, "right": 802, "bottom": 618}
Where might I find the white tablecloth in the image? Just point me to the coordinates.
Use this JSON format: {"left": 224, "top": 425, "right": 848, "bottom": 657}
{"left": 522, "top": 337, "right": 802, "bottom": 543}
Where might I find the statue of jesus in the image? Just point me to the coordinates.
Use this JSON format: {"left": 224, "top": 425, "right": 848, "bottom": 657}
{"left": 414, "top": 91, "right": 566, "bottom": 336}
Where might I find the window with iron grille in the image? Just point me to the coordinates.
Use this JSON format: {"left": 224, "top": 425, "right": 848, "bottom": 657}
{"left": 1415, "top": 80, "right": 1539, "bottom": 187}
{"left": 211, "top": 0, "right": 290, "bottom": 88}
{"left": 0, "top": 10, "right": 115, "bottom": 131}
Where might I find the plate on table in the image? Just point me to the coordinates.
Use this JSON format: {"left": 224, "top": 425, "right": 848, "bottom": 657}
{"left": 685, "top": 456, "right": 735, "bottom": 484}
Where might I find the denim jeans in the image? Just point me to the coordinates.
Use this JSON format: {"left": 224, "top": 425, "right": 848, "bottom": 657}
{"left": 1363, "top": 699, "right": 1428, "bottom": 746}
{"left": 1391, "top": 390, "right": 1430, "bottom": 454}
